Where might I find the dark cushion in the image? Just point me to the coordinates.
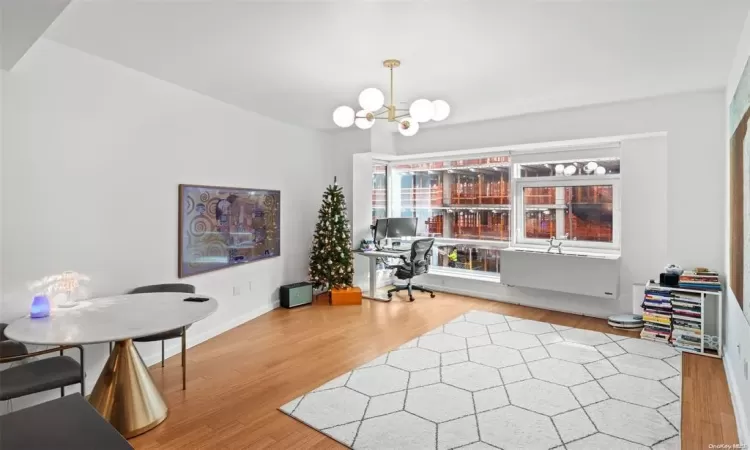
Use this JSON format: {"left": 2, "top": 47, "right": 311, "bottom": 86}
{"left": 0, "top": 394, "right": 133, "bottom": 450}
{"left": 129, "top": 283, "right": 195, "bottom": 294}
{"left": 0, "top": 356, "right": 82, "bottom": 401}
{"left": 0, "top": 341, "right": 28, "bottom": 358}
{"left": 133, "top": 328, "right": 184, "bottom": 342}
{"left": 394, "top": 264, "right": 412, "bottom": 280}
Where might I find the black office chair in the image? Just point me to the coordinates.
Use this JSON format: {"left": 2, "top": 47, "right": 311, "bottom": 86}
{"left": 129, "top": 283, "right": 194, "bottom": 390}
{"left": 387, "top": 238, "right": 437, "bottom": 302}
{"left": 0, "top": 323, "right": 85, "bottom": 402}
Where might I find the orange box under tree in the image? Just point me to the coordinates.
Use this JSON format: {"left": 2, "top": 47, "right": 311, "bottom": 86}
{"left": 330, "top": 286, "right": 362, "bottom": 306}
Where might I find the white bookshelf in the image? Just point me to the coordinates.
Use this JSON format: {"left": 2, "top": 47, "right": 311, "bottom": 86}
{"left": 645, "top": 281, "right": 722, "bottom": 358}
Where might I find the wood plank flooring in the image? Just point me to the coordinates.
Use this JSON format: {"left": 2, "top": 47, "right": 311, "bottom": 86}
{"left": 130, "top": 292, "right": 739, "bottom": 449}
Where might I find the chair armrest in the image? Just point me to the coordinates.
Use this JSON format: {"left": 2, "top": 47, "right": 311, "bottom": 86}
{"left": 0, "top": 341, "right": 28, "bottom": 358}
{"left": 0, "top": 344, "right": 83, "bottom": 364}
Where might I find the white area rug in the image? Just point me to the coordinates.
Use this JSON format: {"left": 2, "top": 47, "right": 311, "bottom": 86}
{"left": 280, "top": 310, "right": 681, "bottom": 450}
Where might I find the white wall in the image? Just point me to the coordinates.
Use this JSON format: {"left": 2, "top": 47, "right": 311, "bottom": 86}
{"left": 1, "top": 68, "right": 5, "bottom": 302}
{"left": 327, "top": 129, "right": 371, "bottom": 224}
{"left": 397, "top": 90, "right": 725, "bottom": 274}
{"left": 724, "top": 8, "right": 750, "bottom": 444}
{"left": 1, "top": 38, "right": 336, "bottom": 411}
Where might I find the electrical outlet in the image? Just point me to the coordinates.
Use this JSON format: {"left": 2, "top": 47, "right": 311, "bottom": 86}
{"left": 233, "top": 286, "right": 241, "bottom": 296}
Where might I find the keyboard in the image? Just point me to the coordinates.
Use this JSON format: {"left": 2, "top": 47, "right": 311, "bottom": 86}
{"left": 379, "top": 248, "right": 406, "bottom": 253}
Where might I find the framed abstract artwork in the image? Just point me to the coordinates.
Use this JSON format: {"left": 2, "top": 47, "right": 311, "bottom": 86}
{"left": 178, "top": 184, "right": 280, "bottom": 278}
{"left": 729, "top": 56, "right": 750, "bottom": 323}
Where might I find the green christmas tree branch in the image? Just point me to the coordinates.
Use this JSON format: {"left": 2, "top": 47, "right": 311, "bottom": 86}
{"left": 309, "top": 179, "right": 354, "bottom": 291}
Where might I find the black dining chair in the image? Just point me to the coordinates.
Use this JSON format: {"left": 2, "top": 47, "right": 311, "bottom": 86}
{"left": 129, "top": 283, "right": 195, "bottom": 390}
{"left": 0, "top": 323, "right": 85, "bottom": 402}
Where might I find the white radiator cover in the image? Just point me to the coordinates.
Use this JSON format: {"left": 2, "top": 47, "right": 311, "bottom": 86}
{"left": 500, "top": 248, "right": 621, "bottom": 299}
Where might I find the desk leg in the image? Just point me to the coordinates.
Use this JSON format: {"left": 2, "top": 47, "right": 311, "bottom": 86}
{"left": 88, "top": 339, "right": 168, "bottom": 438}
{"left": 365, "top": 256, "right": 391, "bottom": 302}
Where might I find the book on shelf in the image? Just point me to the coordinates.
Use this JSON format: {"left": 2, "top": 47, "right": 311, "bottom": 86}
{"left": 672, "top": 299, "right": 701, "bottom": 308}
{"left": 644, "top": 321, "right": 671, "bottom": 331}
{"left": 672, "top": 313, "right": 701, "bottom": 323}
{"left": 643, "top": 298, "right": 673, "bottom": 306}
{"left": 672, "top": 308, "right": 700, "bottom": 318}
{"left": 641, "top": 302, "right": 672, "bottom": 313}
{"left": 672, "top": 292, "right": 701, "bottom": 303}
{"left": 673, "top": 343, "right": 701, "bottom": 352}
{"left": 680, "top": 275, "right": 719, "bottom": 282}
{"left": 673, "top": 327, "right": 700, "bottom": 336}
{"left": 642, "top": 330, "right": 671, "bottom": 340}
{"left": 673, "top": 319, "right": 700, "bottom": 330}
{"left": 678, "top": 283, "right": 721, "bottom": 291}
{"left": 643, "top": 315, "right": 671, "bottom": 326}
{"left": 642, "top": 308, "right": 671, "bottom": 317}
{"left": 641, "top": 330, "right": 670, "bottom": 343}
{"left": 645, "top": 287, "right": 673, "bottom": 295}
{"left": 681, "top": 270, "right": 719, "bottom": 278}
{"left": 644, "top": 325, "right": 671, "bottom": 333}
{"left": 672, "top": 330, "right": 701, "bottom": 345}
{"left": 678, "top": 270, "right": 721, "bottom": 291}
{"left": 673, "top": 338, "right": 701, "bottom": 348}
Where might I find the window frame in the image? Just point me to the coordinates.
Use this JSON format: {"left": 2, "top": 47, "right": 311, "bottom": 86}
{"left": 380, "top": 144, "right": 623, "bottom": 281}
{"left": 428, "top": 238, "right": 508, "bottom": 279}
{"left": 371, "top": 160, "right": 389, "bottom": 225}
{"left": 512, "top": 174, "right": 621, "bottom": 252}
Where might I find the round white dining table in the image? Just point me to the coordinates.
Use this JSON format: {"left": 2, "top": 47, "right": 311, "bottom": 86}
{"left": 4, "top": 292, "right": 218, "bottom": 438}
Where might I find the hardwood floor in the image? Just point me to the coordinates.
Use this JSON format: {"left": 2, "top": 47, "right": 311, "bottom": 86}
{"left": 130, "top": 292, "right": 739, "bottom": 449}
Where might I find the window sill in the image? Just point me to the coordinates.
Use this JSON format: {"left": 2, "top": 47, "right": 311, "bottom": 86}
{"left": 427, "top": 267, "right": 502, "bottom": 283}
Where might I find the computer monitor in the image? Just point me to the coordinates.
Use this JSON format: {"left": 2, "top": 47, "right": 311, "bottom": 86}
{"left": 386, "top": 217, "right": 418, "bottom": 238}
{"left": 373, "top": 218, "right": 389, "bottom": 242}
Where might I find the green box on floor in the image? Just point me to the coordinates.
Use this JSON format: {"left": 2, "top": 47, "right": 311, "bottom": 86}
{"left": 280, "top": 282, "right": 313, "bottom": 308}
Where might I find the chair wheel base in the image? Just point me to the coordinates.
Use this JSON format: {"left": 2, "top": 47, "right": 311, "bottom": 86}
{"left": 409, "top": 296, "right": 415, "bottom": 302}
{"left": 430, "top": 293, "right": 436, "bottom": 298}
{"left": 387, "top": 293, "right": 392, "bottom": 299}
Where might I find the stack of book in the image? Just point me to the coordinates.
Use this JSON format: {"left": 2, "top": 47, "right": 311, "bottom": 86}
{"left": 671, "top": 291, "right": 702, "bottom": 352}
{"left": 641, "top": 287, "right": 673, "bottom": 343}
{"left": 679, "top": 269, "right": 721, "bottom": 291}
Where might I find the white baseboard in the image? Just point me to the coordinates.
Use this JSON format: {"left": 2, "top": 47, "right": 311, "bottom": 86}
{"left": 141, "top": 301, "right": 280, "bottom": 368}
{"left": 420, "top": 283, "right": 611, "bottom": 319}
{"left": 723, "top": 347, "right": 749, "bottom": 445}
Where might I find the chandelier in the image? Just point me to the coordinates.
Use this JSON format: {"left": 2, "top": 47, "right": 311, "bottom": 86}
{"left": 332, "top": 59, "right": 450, "bottom": 136}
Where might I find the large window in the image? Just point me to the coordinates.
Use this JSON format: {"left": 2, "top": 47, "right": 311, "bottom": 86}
{"left": 385, "top": 151, "right": 621, "bottom": 278}
{"left": 515, "top": 157, "right": 620, "bottom": 251}
{"left": 390, "top": 157, "right": 511, "bottom": 277}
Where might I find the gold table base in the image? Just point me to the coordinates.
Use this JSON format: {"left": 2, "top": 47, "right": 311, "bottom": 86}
{"left": 89, "top": 339, "right": 168, "bottom": 438}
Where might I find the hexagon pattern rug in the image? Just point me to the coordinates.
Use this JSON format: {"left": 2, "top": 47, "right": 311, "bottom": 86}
{"left": 280, "top": 310, "right": 682, "bottom": 450}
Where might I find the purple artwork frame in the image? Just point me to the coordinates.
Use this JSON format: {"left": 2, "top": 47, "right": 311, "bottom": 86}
{"left": 178, "top": 184, "right": 280, "bottom": 278}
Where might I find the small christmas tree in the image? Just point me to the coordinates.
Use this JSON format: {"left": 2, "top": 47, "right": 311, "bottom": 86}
{"left": 309, "top": 178, "right": 354, "bottom": 291}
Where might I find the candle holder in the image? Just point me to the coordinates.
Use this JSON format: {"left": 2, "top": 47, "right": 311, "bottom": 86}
{"left": 30, "top": 294, "right": 51, "bottom": 318}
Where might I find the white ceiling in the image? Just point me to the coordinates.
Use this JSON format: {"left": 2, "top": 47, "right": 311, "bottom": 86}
{"left": 44, "top": 0, "right": 748, "bottom": 130}
{"left": 1, "top": 0, "right": 71, "bottom": 70}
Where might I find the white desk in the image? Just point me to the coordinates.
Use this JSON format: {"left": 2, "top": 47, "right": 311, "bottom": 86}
{"left": 353, "top": 249, "right": 410, "bottom": 301}
{"left": 5, "top": 293, "right": 218, "bottom": 438}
